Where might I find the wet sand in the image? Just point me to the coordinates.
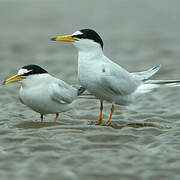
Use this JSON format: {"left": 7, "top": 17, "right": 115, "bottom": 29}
{"left": 0, "top": 0, "right": 180, "bottom": 180}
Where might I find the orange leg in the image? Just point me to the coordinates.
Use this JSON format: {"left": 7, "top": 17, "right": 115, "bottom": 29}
{"left": 53, "top": 113, "right": 59, "bottom": 123}
{"left": 40, "top": 114, "right": 43, "bottom": 123}
{"left": 96, "top": 100, "right": 103, "bottom": 124}
{"left": 106, "top": 104, "right": 114, "bottom": 125}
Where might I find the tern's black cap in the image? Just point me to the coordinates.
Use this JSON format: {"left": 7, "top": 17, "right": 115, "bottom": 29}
{"left": 72, "top": 29, "right": 104, "bottom": 49}
{"left": 21, "top": 64, "right": 48, "bottom": 76}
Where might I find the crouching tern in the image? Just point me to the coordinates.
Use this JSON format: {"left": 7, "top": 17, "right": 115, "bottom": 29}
{"left": 51, "top": 29, "right": 180, "bottom": 125}
{"left": 3, "top": 64, "right": 85, "bottom": 122}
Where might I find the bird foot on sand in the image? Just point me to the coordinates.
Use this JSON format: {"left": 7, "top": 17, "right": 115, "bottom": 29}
{"left": 101, "top": 121, "right": 111, "bottom": 126}
{"left": 94, "top": 119, "right": 111, "bottom": 126}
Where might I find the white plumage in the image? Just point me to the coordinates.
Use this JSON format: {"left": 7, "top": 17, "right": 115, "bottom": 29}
{"left": 51, "top": 29, "right": 180, "bottom": 125}
{"left": 4, "top": 65, "right": 85, "bottom": 122}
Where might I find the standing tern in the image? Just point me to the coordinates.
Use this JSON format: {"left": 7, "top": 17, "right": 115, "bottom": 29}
{"left": 3, "top": 64, "right": 85, "bottom": 122}
{"left": 51, "top": 29, "right": 180, "bottom": 125}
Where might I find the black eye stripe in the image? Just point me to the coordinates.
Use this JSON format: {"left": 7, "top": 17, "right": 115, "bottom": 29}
{"left": 72, "top": 34, "right": 83, "bottom": 39}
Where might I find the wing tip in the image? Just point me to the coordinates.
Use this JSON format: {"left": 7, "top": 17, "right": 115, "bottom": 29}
{"left": 152, "top": 64, "right": 161, "bottom": 71}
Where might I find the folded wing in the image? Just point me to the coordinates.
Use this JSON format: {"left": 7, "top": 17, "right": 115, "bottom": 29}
{"left": 100, "top": 62, "right": 140, "bottom": 95}
{"left": 49, "top": 80, "right": 77, "bottom": 104}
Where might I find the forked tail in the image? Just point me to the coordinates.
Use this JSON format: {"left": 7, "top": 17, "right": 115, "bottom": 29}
{"left": 145, "top": 80, "right": 180, "bottom": 87}
{"left": 135, "top": 80, "right": 180, "bottom": 95}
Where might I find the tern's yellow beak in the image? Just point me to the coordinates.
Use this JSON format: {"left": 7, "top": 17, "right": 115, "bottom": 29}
{"left": 50, "top": 35, "right": 78, "bottom": 42}
{"left": 4, "top": 75, "right": 24, "bottom": 85}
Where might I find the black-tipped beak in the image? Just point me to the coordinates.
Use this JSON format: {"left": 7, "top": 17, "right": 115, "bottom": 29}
{"left": 2, "top": 80, "right": 6, "bottom": 85}
{"left": 50, "top": 37, "right": 57, "bottom": 41}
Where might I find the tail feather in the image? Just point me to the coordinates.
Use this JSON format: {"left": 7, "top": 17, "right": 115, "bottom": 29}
{"left": 135, "top": 79, "right": 180, "bottom": 96}
{"left": 145, "top": 80, "right": 180, "bottom": 87}
{"left": 132, "top": 64, "right": 161, "bottom": 81}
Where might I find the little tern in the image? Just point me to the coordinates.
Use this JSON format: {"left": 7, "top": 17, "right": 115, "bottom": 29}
{"left": 4, "top": 64, "right": 85, "bottom": 122}
{"left": 51, "top": 29, "right": 180, "bottom": 125}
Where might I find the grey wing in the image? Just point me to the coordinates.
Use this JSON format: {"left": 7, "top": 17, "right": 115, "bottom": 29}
{"left": 49, "top": 81, "right": 77, "bottom": 104}
{"left": 100, "top": 63, "right": 140, "bottom": 95}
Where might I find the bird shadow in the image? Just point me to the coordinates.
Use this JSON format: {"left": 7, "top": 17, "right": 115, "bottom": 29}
{"left": 88, "top": 120, "right": 171, "bottom": 129}
{"left": 12, "top": 119, "right": 171, "bottom": 130}
{"left": 12, "top": 121, "right": 65, "bottom": 129}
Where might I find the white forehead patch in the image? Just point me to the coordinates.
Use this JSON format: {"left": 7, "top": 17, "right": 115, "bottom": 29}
{"left": 71, "top": 31, "right": 83, "bottom": 36}
{"left": 18, "top": 68, "right": 32, "bottom": 76}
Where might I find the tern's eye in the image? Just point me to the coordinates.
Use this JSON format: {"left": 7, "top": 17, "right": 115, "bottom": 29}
{"left": 71, "top": 31, "right": 84, "bottom": 39}
{"left": 72, "top": 34, "right": 82, "bottom": 39}
{"left": 72, "top": 34, "right": 83, "bottom": 39}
